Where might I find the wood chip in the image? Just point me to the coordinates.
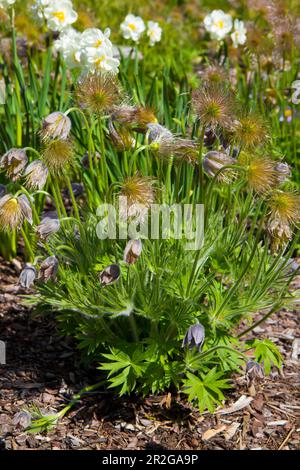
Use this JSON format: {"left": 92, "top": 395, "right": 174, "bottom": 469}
{"left": 224, "top": 422, "right": 240, "bottom": 441}
{"left": 202, "top": 425, "right": 226, "bottom": 441}
{"left": 217, "top": 395, "right": 253, "bottom": 415}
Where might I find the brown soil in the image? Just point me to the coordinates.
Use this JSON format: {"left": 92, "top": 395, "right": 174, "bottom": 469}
{"left": 0, "top": 257, "right": 299, "bottom": 450}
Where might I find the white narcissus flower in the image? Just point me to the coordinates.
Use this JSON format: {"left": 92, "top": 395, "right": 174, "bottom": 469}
{"left": 0, "top": 0, "right": 16, "bottom": 8}
{"left": 231, "top": 19, "right": 247, "bottom": 48}
{"left": 44, "top": 0, "right": 78, "bottom": 32}
{"left": 32, "top": 0, "right": 53, "bottom": 21}
{"left": 147, "top": 21, "right": 162, "bottom": 46}
{"left": 120, "top": 14, "right": 145, "bottom": 42}
{"left": 80, "top": 28, "right": 120, "bottom": 74}
{"left": 80, "top": 28, "right": 112, "bottom": 51}
{"left": 54, "top": 28, "right": 83, "bottom": 68}
{"left": 204, "top": 10, "right": 233, "bottom": 41}
{"left": 84, "top": 47, "right": 120, "bottom": 74}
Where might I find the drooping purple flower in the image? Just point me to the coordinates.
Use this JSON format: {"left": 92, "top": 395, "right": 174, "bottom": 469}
{"left": 182, "top": 323, "right": 205, "bottom": 351}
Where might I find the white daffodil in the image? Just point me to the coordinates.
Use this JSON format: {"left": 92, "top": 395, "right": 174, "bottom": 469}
{"left": 32, "top": 0, "right": 51, "bottom": 21}
{"left": 204, "top": 10, "right": 233, "bottom": 41}
{"left": 0, "top": 0, "right": 16, "bottom": 8}
{"left": 231, "top": 19, "right": 247, "bottom": 48}
{"left": 80, "top": 28, "right": 112, "bottom": 51}
{"left": 84, "top": 46, "right": 120, "bottom": 74}
{"left": 54, "top": 28, "right": 82, "bottom": 68}
{"left": 147, "top": 21, "right": 162, "bottom": 46}
{"left": 79, "top": 27, "right": 120, "bottom": 74}
{"left": 44, "top": 0, "right": 78, "bottom": 32}
{"left": 120, "top": 14, "right": 145, "bottom": 42}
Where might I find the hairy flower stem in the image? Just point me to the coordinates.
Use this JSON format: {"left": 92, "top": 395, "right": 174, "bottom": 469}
{"left": 198, "top": 126, "right": 206, "bottom": 204}
{"left": 65, "top": 107, "right": 97, "bottom": 190}
{"left": 11, "top": 9, "right": 22, "bottom": 147}
{"left": 28, "top": 380, "right": 107, "bottom": 433}
{"left": 213, "top": 206, "right": 267, "bottom": 321}
{"left": 21, "top": 227, "right": 34, "bottom": 262}
{"left": 128, "top": 314, "right": 139, "bottom": 342}
{"left": 197, "top": 345, "right": 248, "bottom": 361}
{"left": 51, "top": 179, "right": 67, "bottom": 219}
{"left": 19, "top": 187, "right": 40, "bottom": 225}
{"left": 204, "top": 165, "right": 245, "bottom": 228}
{"left": 65, "top": 176, "right": 80, "bottom": 222}
{"left": 98, "top": 118, "right": 109, "bottom": 195}
{"left": 237, "top": 302, "right": 282, "bottom": 339}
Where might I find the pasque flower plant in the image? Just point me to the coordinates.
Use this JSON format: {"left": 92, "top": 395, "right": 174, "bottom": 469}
{"left": 0, "top": 0, "right": 299, "bottom": 431}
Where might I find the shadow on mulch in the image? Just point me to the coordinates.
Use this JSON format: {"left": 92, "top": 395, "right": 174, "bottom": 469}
{"left": 0, "top": 257, "right": 300, "bottom": 450}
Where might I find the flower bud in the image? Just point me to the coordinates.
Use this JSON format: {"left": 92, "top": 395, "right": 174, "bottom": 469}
{"left": 81, "top": 151, "right": 101, "bottom": 170}
{"left": 274, "top": 162, "right": 291, "bottom": 184}
{"left": 19, "top": 264, "right": 36, "bottom": 289}
{"left": 24, "top": 160, "right": 48, "bottom": 190}
{"left": 246, "top": 361, "right": 264, "bottom": 382}
{"left": 18, "top": 194, "right": 33, "bottom": 226}
{"left": 0, "top": 184, "right": 6, "bottom": 198}
{"left": 267, "top": 218, "right": 292, "bottom": 252}
{"left": 63, "top": 182, "right": 84, "bottom": 199}
{"left": 182, "top": 323, "right": 205, "bottom": 351}
{"left": 0, "top": 193, "right": 32, "bottom": 230}
{"left": 0, "top": 148, "right": 28, "bottom": 181}
{"left": 124, "top": 239, "right": 142, "bottom": 265}
{"left": 146, "top": 123, "right": 173, "bottom": 144}
{"left": 12, "top": 411, "right": 32, "bottom": 430}
{"left": 36, "top": 217, "right": 60, "bottom": 240}
{"left": 108, "top": 121, "right": 135, "bottom": 151}
{"left": 203, "top": 151, "right": 234, "bottom": 181}
{"left": 41, "top": 112, "right": 71, "bottom": 141}
{"left": 204, "top": 127, "right": 217, "bottom": 148}
{"left": 99, "top": 264, "right": 120, "bottom": 286}
{"left": 38, "top": 256, "right": 58, "bottom": 282}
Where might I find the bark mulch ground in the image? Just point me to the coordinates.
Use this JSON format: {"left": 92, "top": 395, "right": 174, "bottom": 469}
{"left": 0, "top": 257, "right": 299, "bottom": 450}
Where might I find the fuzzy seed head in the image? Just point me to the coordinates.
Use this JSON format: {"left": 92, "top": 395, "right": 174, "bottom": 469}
{"left": 119, "top": 174, "right": 155, "bottom": 221}
{"left": 239, "top": 152, "right": 277, "bottom": 193}
{"left": 156, "top": 138, "right": 199, "bottom": 165}
{"left": 199, "top": 63, "right": 228, "bottom": 86}
{"left": 232, "top": 112, "right": 269, "bottom": 149}
{"left": 108, "top": 121, "right": 135, "bottom": 151}
{"left": 42, "top": 139, "right": 74, "bottom": 174}
{"left": 268, "top": 190, "right": 300, "bottom": 226}
{"left": 192, "top": 84, "right": 237, "bottom": 130}
{"left": 112, "top": 105, "right": 157, "bottom": 133}
{"left": 75, "top": 72, "right": 122, "bottom": 115}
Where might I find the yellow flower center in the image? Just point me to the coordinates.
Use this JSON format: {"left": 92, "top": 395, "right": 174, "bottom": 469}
{"left": 284, "top": 109, "right": 292, "bottom": 118}
{"left": 95, "top": 55, "right": 105, "bottom": 66}
{"left": 217, "top": 20, "right": 224, "bottom": 29}
{"left": 53, "top": 11, "right": 65, "bottom": 22}
{"left": 94, "top": 39, "right": 103, "bottom": 47}
{"left": 128, "top": 23, "right": 137, "bottom": 31}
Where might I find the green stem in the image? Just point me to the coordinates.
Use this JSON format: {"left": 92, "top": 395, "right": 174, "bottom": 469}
{"left": 197, "top": 345, "right": 248, "bottom": 361}
{"left": 21, "top": 227, "right": 35, "bottom": 262}
{"left": 65, "top": 176, "right": 80, "bottom": 222}
{"left": 128, "top": 314, "right": 139, "bottom": 342}
{"left": 237, "top": 303, "right": 282, "bottom": 339}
